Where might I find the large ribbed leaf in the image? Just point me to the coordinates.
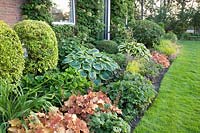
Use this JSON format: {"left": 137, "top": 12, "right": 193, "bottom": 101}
{"left": 89, "top": 71, "right": 97, "bottom": 80}
{"left": 100, "top": 71, "right": 110, "bottom": 80}
{"left": 93, "top": 63, "right": 103, "bottom": 71}
{"left": 69, "top": 61, "right": 81, "bottom": 69}
{"left": 62, "top": 57, "right": 73, "bottom": 64}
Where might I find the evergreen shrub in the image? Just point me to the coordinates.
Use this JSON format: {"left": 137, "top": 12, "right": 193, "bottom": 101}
{"left": 14, "top": 20, "right": 58, "bottom": 74}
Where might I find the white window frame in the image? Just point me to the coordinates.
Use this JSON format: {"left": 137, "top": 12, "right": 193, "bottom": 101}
{"left": 52, "top": 0, "right": 76, "bottom": 25}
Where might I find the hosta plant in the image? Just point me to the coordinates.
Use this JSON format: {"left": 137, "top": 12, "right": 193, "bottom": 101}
{"left": 8, "top": 107, "right": 89, "bottom": 133}
{"left": 62, "top": 48, "right": 120, "bottom": 85}
{"left": 151, "top": 51, "right": 170, "bottom": 68}
{"left": 118, "top": 41, "right": 151, "bottom": 60}
{"left": 61, "top": 91, "right": 122, "bottom": 120}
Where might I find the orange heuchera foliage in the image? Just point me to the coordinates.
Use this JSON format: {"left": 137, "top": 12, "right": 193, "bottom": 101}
{"left": 61, "top": 91, "right": 122, "bottom": 120}
{"left": 151, "top": 51, "right": 170, "bottom": 68}
{"left": 8, "top": 107, "right": 89, "bottom": 133}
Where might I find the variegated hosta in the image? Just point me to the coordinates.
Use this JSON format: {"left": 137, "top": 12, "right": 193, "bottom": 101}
{"left": 62, "top": 48, "right": 120, "bottom": 85}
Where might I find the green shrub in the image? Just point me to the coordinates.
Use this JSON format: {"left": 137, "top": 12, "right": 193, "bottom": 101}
{"left": 58, "top": 37, "right": 82, "bottom": 65}
{"left": 14, "top": 20, "right": 58, "bottom": 74}
{"left": 52, "top": 25, "right": 75, "bottom": 42}
{"left": 104, "top": 72, "right": 156, "bottom": 122}
{"left": 0, "top": 21, "right": 24, "bottom": 83}
{"left": 180, "top": 32, "right": 191, "bottom": 40}
{"left": 162, "top": 31, "right": 178, "bottom": 43}
{"left": 126, "top": 58, "right": 162, "bottom": 80}
{"left": 155, "top": 39, "right": 178, "bottom": 56}
{"left": 126, "top": 60, "right": 140, "bottom": 74}
{"left": 21, "top": 68, "right": 91, "bottom": 106}
{"left": 118, "top": 41, "right": 151, "bottom": 60}
{"left": 95, "top": 40, "right": 119, "bottom": 54}
{"left": 89, "top": 112, "right": 130, "bottom": 133}
{"left": 106, "top": 53, "right": 127, "bottom": 69}
{"left": 132, "top": 20, "right": 165, "bottom": 47}
{"left": 62, "top": 48, "right": 120, "bottom": 85}
{"left": 21, "top": 0, "right": 53, "bottom": 24}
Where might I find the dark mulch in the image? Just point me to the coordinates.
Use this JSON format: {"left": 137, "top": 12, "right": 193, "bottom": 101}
{"left": 130, "top": 68, "right": 169, "bottom": 132}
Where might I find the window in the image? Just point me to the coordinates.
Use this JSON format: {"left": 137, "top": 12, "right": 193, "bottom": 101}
{"left": 51, "top": 0, "right": 75, "bottom": 25}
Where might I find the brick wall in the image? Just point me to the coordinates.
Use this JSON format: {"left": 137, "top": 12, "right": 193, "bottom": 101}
{"left": 0, "top": 0, "right": 24, "bottom": 25}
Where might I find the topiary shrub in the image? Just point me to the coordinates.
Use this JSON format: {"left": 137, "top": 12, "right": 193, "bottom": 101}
{"left": 0, "top": 21, "right": 24, "bottom": 83}
{"left": 14, "top": 20, "right": 58, "bottom": 74}
{"left": 132, "top": 20, "right": 165, "bottom": 48}
{"left": 94, "top": 40, "right": 119, "bottom": 54}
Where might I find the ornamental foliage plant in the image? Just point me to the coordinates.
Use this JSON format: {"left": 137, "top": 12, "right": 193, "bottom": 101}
{"left": 62, "top": 48, "right": 120, "bottom": 85}
{"left": 89, "top": 112, "right": 130, "bottom": 133}
{"left": 132, "top": 20, "right": 165, "bottom": 47}
{"left": 104, "top": 72, "right": 156, "bottom": 122}
{"left": 14, "top": 20, "right": 58, "bottom": 74}
{"left": 118, "top": 41, "right": 151, "bottom": 60}
{"left": 0, "top": 21, "right": 24, "bottom": 83}
{"left": 21, "top": 68, "right": 91, "bottom": 106}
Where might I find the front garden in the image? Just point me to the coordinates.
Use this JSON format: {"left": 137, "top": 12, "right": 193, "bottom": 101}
{"left": 0, "top": 0, "right": 199, "bottom": 133}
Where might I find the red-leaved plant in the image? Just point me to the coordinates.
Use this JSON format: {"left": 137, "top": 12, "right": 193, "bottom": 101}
{"left": 151, "top": 51, "right": 170, "bottom": 68}
{"left": 8, "top": 107, "right": 89, "bottom": 133}
{"left": 8, "top": 91, "right": 122, "bottom": 133}
{"left": 61, "top": 91, "right": 122, "bottom": 120}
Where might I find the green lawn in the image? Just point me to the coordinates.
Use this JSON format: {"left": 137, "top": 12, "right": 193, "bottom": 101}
{"left": 134, "top": 41, "right": 200, "bottom": 133}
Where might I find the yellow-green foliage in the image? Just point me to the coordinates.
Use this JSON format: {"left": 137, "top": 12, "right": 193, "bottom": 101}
{"left": 156, "top": 39, "right": 178, "bottom": 56}
{"left": 14, "top": 20, "right": 58, "bottom": 74}
{"left": 126, "top": 60, "right": 140, "bottom": 74}
{"left": 0, "top": 21, "right": 24, "bottom": 82}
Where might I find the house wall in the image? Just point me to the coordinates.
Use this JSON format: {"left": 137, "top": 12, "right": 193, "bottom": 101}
{"left": 0, "top": 0, "right": 24, "bottom": 25}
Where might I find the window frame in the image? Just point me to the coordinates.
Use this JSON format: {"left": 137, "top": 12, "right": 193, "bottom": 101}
{"left": 51, "top": 0, "right": 76, "bottom": 26}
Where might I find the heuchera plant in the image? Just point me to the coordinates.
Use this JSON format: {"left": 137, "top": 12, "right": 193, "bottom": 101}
{"left": 8, "top": 107, "right": 89, "bottom": 133}
{"left": 151, "top": 51, "right": 170, "bottom": 68}
{"left": 61, "top": 91, "right": 122, "bottom": 120}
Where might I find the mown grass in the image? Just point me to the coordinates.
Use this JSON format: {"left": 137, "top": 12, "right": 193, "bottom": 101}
{"left": 134, "top": 41, "right": 200, "bottom": 133}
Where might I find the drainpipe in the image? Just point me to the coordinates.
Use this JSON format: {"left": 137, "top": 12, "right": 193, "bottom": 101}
{"left": 104, "top": 0, "right": 111, "bottom": 40}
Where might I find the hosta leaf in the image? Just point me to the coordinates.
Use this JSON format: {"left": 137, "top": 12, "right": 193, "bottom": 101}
{"left": 79, "top": 70, "right": 87, "bottom": 77}
{"left": 93, "top": 78, "right": 101, "bottom": 86}
{"left": 87, "top": 48, "right": 99, "bottom": 55}
{"left": 93, "top": 63, "right": 103, "bottom": 71}
{"left": 89, "top": 71, "right": 97, "bottom": 80}
{"left": 93, "top": 52, "right": 102, "bottom": 57}
{"left": 69, "top": 61, "right": 81, "bottom": 69}
{"left": 62, "top": 57, "right": 73, "bottom": 64}
{"left": 83, "top": 63, "right": 91, "bottom": 71}
{"left": 85, "top": 58, "right": 94, "bottom": 63}
{"left": 100, "top": 71, "right": 110, "bottom": 80}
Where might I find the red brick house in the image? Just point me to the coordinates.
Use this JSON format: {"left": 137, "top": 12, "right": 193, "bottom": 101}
{"left": 0, "top": 0, "right": 25, "bottom": 25}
